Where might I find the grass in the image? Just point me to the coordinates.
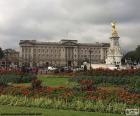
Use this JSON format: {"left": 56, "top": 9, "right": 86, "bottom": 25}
{"left": 13, "top": 75, "right": 70, "bottom": 87}
{"left": 0, "top": 105, "right": 124, "bottom": 116}
{"left": 12, "top": 83, "right": 31, "bottom": 86}
{"left": 38, "top": 75, "right": 70, "bottom": 87}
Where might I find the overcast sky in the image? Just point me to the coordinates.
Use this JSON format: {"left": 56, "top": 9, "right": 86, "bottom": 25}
{"left": 0, "top": 0, "right": 140, "bottom": 52}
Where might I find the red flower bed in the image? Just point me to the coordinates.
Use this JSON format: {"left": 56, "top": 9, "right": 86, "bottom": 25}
{"left": 85, "top": 88, "right": 114, "bottom": 101}
{"left": 84, "top": 87, "right": 140, "bottom": 105}
{"left": 22, "top": 89, "right": 30, "bottom": 96}
{"left": 117, "top": 89, "right": 140, "bottom": 105}
{"left": 79, "top": 80, "right": 94, "bottom": 91}
{"left": 76, "top": 68, "right": 140, "bottom": 77}
{"left": 0, "top": 83, "right": 140, "bottom": 106}
{"left": 0, "top": 68, "right": 22, "bottom": 75}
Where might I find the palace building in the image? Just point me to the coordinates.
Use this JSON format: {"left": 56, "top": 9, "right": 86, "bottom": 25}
{"left": 19, "top": 39, "right": 109, "bottom": 67}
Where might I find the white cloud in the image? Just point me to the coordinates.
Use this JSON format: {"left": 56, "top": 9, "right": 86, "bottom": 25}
{"left": 0, "top": 0, "right": 140, "bottom": 52}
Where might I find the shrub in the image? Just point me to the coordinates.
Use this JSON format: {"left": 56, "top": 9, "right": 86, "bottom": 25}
{"left": 69, "top": 75, "right": 140, "bottom": 87}
{"left": 75, "top": 68, "right": 140, "bottom": 77}
{"left": 1, "top": 86, "right": 30, "bottom": 96}
{"left": 135, "top": 80, "right": 140, "bottom": 88}
{"left": 0, "top": 73, "right": 37, "bottom": 85}
{"left": 107, "top": 103, "right": 127, "bottom": 114}
{"left": 79, "top": 80, "right": 95, "bottom": 91}
{"left": 0, "top": 76, "right": 7, "bottom": 86}
{"left": 31, "top": 79, "right": 42, "bottom": 89}
{"left": 0, "top": 95, "right": 130, "bottom": 114}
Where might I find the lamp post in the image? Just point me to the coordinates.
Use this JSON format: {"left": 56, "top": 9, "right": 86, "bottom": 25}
{"left": 4, "top": 50, "right": 9, "bottom": 69}
{"left": 89, "top": 49, "right": 92, "bottom": 71}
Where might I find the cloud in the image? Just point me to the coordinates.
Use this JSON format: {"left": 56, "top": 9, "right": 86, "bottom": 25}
{"left": 0, "top": 0, "right": 140, "bottom": 52}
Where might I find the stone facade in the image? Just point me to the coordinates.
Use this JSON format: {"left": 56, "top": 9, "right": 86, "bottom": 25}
{"left": 19, "top": 39, "right": 109, "bottom": 67}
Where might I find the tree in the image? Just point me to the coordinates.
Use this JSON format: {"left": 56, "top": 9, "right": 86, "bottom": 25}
{"left": 122, "top": 46, "right": 140, "bottom": 64}
{"left": 0, "top": 47, "right": 4, "bottom": 59}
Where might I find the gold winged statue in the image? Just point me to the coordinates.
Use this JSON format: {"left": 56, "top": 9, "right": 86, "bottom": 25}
{"left": 111, "top": 21, "right": 118, "bottom": 37}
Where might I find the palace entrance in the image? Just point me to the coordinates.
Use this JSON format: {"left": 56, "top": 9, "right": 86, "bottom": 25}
{"left": 65, "top": 47, "right": 74, "bottom": 67}
{"left": 68, "top": 60, "right": 72, "bottom": 67}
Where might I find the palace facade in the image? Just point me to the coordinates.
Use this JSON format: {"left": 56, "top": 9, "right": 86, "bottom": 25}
{"left": 19, "top": 39, "right": 109, "bottom": 67}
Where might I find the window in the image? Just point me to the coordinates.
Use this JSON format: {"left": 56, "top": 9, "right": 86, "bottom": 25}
{"left": 22, "top": 49, "right": 24, "bottom": 53}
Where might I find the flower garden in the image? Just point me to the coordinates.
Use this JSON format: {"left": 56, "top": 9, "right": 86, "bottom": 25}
{"left": 0, "top": 68, "right": 140, "bottom": 115}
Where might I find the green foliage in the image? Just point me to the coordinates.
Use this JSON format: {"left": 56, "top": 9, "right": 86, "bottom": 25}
{"left": 69, "top": 75, "right": 140, "bottom": 94}
{"left": 123, "top": 45, "right": 140, "bottom": 62}
{"left": 107, "top": 103, "right": 127, "bottom": 114}
{"left": 0, "top": 47, "right": 4, "bottom": 59}
{"left": 69, "top": 76, "right": 138, "bottom": 86}
{"left": 1, "top": 86, "right": 22, "bottom": 96}
{"left": 0, "top": 73, "right": 37, "bottom": 85}
{"left": 135, "top": 80, "right": 140, "bottom": 88}
{"left": 31, "top": 79, "right": 42, "bottom": 89}
{"left": 0, "top": 105, "right": 123, "bottom": 116}
{"left": 0, "top": 95, "right": 129, "bottom": 114}
{"left": 128, "top": 79, "right": 140, "bottom": 93}
{"left": 0, "top": 76, "right": 7, "bottom": 86}
{"left": 92, "top": 100, "right": 106, "bottom": 112}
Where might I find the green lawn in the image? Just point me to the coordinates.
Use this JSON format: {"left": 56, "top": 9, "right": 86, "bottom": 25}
{"left": 38, "top": 75, "right": 70, "bottom": 87}
{"left": 0, "top": 105, "right": 124, "bottom": 116}
{"left": 12, "top": 83, "right": 31, "bottom": 86}
{"left": 12, "top": 75, "right": 70, "bottom": 87}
